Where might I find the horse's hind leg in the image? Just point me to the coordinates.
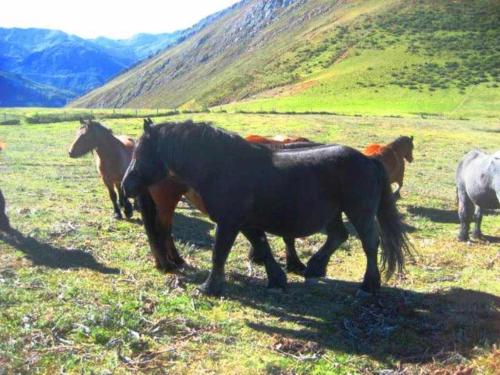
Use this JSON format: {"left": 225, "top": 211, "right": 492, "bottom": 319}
{"left": 304, "top": 212, "right": 348, "bottom": 280}
{"left": 0, "top": 189, "right": 11, "bottom": 231}
{"left": 243, "top": 228, "right": 287, "bottom": 289}
{"left": 284, "top": 237, "right": 306, "bottom": 275}
{"left": 106, "top": 182, "right": 122, "bottom": 219}
{"left": 349, "top": 215, "right": 381, "bottom": 294}
{"left": 117, "top": 182, "right": 133, "bottom": 219}
{"left": 472, "top": 205, "right": 483, "bottom": 239}
{"left": 457, "top": 186, "right": 473, "bottom": 241}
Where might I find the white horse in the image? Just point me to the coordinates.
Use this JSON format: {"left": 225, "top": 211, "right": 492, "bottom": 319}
{"left": 456, "top": 150, "right": 500, "bottom": 241}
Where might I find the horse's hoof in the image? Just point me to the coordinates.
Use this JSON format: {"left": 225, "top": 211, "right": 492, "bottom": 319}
{"left": 114, "top": 213, "right": 123, "bottom": 220}
{"left": 198, "top": 282, "right": 224, "bottom": 297}
{"left": 286, "top": 262, "right": 306, "bottom": 276}
{"left": 267, "top": 271, "right": 288, "bottom": 291}
{"left": 457, "top": 235, "right": 469, "bottom": 242}
{"left": 198, "top": 274, "right": 225, "bottom": 297}
{"left": 305, "top": 278, "right": 321, "bottom": 286}
{"left": 124, "top": 210, "right": 133, "bottom": 220}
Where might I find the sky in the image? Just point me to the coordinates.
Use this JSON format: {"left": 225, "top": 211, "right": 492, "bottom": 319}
{"left": 0, "top": 0, "right": 241, "bottom": 39}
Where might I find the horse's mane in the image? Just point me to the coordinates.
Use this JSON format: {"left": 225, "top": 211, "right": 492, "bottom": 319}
{"left": 156, "top": 120, "right": 271, "bottom": 160}
{"left": 89, "top": 120, "right": 113, "bottom": 134}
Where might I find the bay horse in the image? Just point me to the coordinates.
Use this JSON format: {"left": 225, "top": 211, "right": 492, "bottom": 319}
{"left": 69, "top": 119, "right": 135, "bottom": 219}
{"left": 138, "top": 118, "right": 322, "bottom": 274}
{"left": 363, "top": 136, "right": 414, "bottom": 199}
{"left": 456, "top": 149, "right": 500, "bottom": 241}
{"left": 123, "top": 120, "right": 411, "bottom": 296}
{"left": 0, "top": 141, "right": 10, "bottom": 231}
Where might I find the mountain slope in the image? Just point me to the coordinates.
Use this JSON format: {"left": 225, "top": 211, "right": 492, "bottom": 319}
{"left": 71, "top": 0, "right": 500, "bottom": 118}
{"left": 0, "top": 27, "right": 186, "bottom": 106}
{"left": 0, "top": 71, "right": 72, "bottom": 107}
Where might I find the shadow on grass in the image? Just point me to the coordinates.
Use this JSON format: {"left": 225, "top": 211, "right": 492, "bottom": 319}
{"left": 171, "top": 211, "right": 214, "bottom": 248}
{"left": 0, "top": 228, "right": 120, "bottom": 274}
{"left": 408, "top": 205, "right": 459, "bottom": 224}
{"left": 177, "top": 269, "right": 499, "bottom": 365}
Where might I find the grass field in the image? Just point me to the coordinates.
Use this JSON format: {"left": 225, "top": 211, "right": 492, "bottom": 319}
{"left": 0, "top": 111, "right": 499, "bottom": 374}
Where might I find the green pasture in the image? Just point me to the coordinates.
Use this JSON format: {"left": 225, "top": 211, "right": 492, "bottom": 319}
{"left": 0, "top": 111, "right": 498, "bottom": 373}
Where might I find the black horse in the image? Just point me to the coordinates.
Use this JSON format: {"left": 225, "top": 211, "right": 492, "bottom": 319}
{"left": 123, "top": 121, "right": 411, "bottom": 296}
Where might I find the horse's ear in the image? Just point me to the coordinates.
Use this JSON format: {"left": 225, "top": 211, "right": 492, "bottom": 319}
{"left": 144, "top": 118, "right": 153, "bottom": 133}
{"left": 410, "top": 136, "right": 414, "bottom": 141}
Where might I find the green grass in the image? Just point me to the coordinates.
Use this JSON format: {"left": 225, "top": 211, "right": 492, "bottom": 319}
{"left": 0, "top": 111, "right": 499, "bottom": 373}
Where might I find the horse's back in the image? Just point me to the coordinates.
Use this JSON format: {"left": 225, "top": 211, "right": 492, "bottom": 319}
{"left": 363, "top": 144, "right": 383, "bottom": 156}
{"left": 117, "top": 136, "right": 135, "bottom": 152}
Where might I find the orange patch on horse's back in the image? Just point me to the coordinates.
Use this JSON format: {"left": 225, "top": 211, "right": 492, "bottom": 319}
{"left": 363, "top": 144, "right": 384, "bottom": 156}
{"left": 117, "top": 136, "right": 135, "bottom": 149}
{"left": 246, "top": 134, "right": 310, "bottom": 145}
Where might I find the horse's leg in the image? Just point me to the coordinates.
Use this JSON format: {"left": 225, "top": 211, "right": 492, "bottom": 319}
{"left": 156, "top": 198, "right": 186, "bottom": 268}
{"left": 472, "top": 205, "right": 483, "bottom": 239}
{"left": 242, "top": 228, "right": 287, "bottom": 289}
{"left": 105, "top": 182, "right": 122, "bottom": 219}
{"left": 0, "top": 189, "right": 11, "bottom": 231}
{"left": 283, "top": 237, "right": 306, "bottom": 275}
{"left": 136, "top": 193, "right": 177, "bottom": 272}
{"left": 393, "top": 163, "right": 405, "bottom": 200}
{"left": 457, "top": 186, "right": 473, "bottom": 241}
{"left": 117, "top": 182, "right": 133, "bottom": 219}
{"left": 304, "top": 212, "right": 348, "bottom": 279}
{"left": 348, "top": 214, "right": 381, "bottom": 294}
{"left": 199, "top": 223, "right": 239, "bottom": 296}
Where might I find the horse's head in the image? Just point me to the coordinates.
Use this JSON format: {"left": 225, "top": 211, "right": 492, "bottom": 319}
{"left": 401, "top": 136, "right": 414, "bottom": 163}
{"left": 122, "top": 120, "right": 165, "bottom": 198}
{"left": 68, "top": 119, "right": 99, "bottom": 158}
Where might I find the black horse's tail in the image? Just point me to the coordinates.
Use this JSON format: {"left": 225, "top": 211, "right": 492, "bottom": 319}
{"left": 374, "top": 159, "right": 412, "bottom": 279}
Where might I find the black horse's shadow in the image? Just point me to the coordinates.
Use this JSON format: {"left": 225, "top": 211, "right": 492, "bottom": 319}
{"left": 0, "top": 228, "right": 120, "bottom": 274}
{"left": 408, "top": 205, "right": 459, "bottom": 224}
{"left": 175, "top": 270, "right": 499, "bottom": 365}
{"left": 171, "top": 210, "right": 214, "bottom": 249}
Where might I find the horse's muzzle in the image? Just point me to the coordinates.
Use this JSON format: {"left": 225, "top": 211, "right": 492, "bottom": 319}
{"left": 121, "top": 173, "right": 142, "bottom": 199}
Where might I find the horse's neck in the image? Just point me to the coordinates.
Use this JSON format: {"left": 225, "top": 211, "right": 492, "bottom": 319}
{"left": 94, "top": 130, "right": 126, "bottom": 161}
{"left": 389, "top": 141, "right": 408, "bottom": 159}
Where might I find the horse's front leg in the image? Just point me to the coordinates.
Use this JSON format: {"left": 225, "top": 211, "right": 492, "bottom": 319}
{"left": 117, "top": 182, "right": 133, "bottom": 219}
{"left": 242, "top": 228, "right": 287, "bottom": 290}
{"left": 199, "top": 223, "right": 239, "bottom": 296}
{"left": 283, "top": 237, "right": 306, "bottom": 275}
{"left": 457, "top": 186, "right": 473, "bottom": 241}
{"left": 105, "top": 182, "right": 122, "bottom": 219}
{"left": 137, "top": 193, "right": 177, "bottom": 272}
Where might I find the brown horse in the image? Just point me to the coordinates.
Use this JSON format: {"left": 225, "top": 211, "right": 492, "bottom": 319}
{"left": 138, "top": 119, "right": 318, "bottom": 274}
{"left": 69, "top": 119, "right": 135, "bottom": 219}
{"left": 363, "top": 136, "right": 414, "bottom": 199}
{"left": 0, "top": 141, "right": 10, "bottom": 231}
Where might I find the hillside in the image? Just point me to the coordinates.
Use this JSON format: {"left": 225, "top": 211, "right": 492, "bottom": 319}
{"left": 0, "top": 71, "right": 72, "bottom": 107}
{"left": 71, "top": 0, "right": 500, "bottom": 118}
{"left": 0, "top": 28, "right": 186, "bottom": 106}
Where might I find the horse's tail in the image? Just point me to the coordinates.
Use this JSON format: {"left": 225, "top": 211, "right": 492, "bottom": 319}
{"left": 374, "top": 159, "right": 412, "bottom": 279}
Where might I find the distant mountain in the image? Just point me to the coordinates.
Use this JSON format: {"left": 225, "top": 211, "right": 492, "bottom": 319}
{"left": 0, "top": 27, "right": 186, "bottom": 107}
{"left": 0, "top": 71, "right": 72, "bottom": 107}
{"left": 71, "top": 0, "right": 500, "bottom": 118}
